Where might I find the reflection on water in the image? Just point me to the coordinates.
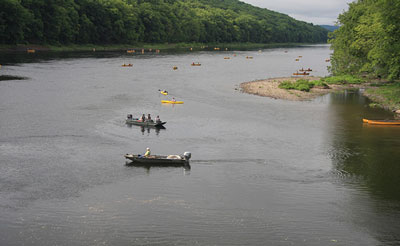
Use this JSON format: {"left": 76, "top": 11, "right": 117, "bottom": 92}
{"left": 327, "top": 90, "right": 400, "bottom": 245}
{"left": 125, "top": 123, "right": 166, "bottom": 136}
{"left": 328, "top": 90, "right": 400, "bottom": 200}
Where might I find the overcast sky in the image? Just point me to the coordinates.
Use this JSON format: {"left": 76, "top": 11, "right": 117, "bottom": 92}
{"left": 241, "top": 0, "right": 354, "bottom": 25}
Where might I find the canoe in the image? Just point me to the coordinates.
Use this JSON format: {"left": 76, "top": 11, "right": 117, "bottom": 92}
{"left": 126, "top": 118, "right": 166, "bottom": 127}
{"left": 362, "top": 118, "right": 400, "bottom": 125}
{"left": 160, "top": 91, "right": 168, "bottom": 95}
{"left": 122, "top": 64, "right": 133, "bottom": 67}
{"left": 191, "top": 63, "right": 201, "bottom": 66}
{"left": 293, "top": 72, "right": 310, "bottom": 75}
{"left": 124, "top": 152, "right": 191, "bottom": 167}
{"left": 161, "top": 100, "right": 184, "bottom": 104}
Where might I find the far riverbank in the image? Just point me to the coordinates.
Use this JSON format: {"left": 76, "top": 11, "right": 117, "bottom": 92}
{"left": 0, "top": 42, "right": 317, "bottom": 53}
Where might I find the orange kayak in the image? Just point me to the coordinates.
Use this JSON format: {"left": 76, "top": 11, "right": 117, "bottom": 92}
{"left": 363, "top": 118, "right": 400, "bottom": 125}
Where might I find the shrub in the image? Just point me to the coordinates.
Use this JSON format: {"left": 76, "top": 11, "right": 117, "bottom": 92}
{"left": 297, "top": 83, "right": 310, "bottom": 92}
{"left": 279, "top": 79, "right": 313, "bottom": 92}
{"left": 279, "top": 81, "right": 295, "bottom": 90}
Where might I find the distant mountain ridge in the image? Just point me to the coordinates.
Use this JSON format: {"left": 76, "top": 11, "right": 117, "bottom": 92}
{"left": 319, "top": 25, "right": 339, "bottom": 32}
{"left": 0, "top": 0, "right": 328, "bottom": 45}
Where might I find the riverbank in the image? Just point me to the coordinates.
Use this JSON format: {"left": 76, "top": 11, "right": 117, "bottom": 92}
{"left": 364, "top": 82, "right": 400, "bottom": 114}
{"left": 0, "top": 42, "right": 313, "bottom": 53}
{"left": 240, "top": 77, "right": 400, "bottom": 115}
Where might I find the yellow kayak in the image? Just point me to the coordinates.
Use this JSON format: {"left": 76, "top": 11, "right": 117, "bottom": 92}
{"left": 161, "top": 100, "right": 184, "bottom": 104}
{"left": 160, "top": 91, "right": 168, "bottom": 95}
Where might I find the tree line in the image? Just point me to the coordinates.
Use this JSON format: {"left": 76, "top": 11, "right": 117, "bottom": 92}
{"left": 329, "top": 0, "right": 400, "bottom": 80}
{"left": 0, "top": 0, "right": 328, "bottom": 45}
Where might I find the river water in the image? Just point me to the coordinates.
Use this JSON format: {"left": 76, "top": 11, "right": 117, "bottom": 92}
{"left": 1, "top": 45, "right": 400, "bottom": 245}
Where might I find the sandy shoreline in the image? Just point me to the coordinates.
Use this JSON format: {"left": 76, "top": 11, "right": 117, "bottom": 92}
{"left": 239, "top": 76, "right": 360, "bottom": 101}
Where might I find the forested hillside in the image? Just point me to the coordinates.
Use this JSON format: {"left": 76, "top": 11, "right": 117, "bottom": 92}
{"left": 0, "top": 0, "right": 328, "bottom": 45}
{"left": 329, "top": 0, "right": 400, "bottom": 80}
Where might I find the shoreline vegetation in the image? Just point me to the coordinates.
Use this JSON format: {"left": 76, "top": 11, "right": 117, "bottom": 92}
{"left": 240, "top": 76, "right": 400, "bottom": 116}
{"left": 0, "top": 42, "right": 312, "bottom": 53}
{"left": 1, "top": 0, "right": 327, "bottom": 47}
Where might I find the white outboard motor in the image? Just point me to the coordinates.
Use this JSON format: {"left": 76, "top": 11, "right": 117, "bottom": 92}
{"left": 183, "top": 152, "right": 191, "bottom": 160}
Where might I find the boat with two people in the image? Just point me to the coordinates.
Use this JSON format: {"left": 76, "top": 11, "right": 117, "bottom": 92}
{"left": 293, "top": 71, "right": 310, "bottom": 76}
{"left": 125, "top": 151, "right": 191, "bottom": 168}
{"left": 126, "top": 114, "right": 166, "bottom": 127}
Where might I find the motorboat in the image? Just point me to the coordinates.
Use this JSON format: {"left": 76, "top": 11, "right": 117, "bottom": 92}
{"left": 125, "top": 152, "right": 191, "bottom": 167}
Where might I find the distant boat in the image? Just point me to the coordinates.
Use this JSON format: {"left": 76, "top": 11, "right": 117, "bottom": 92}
{"left": 122, "top": 64, "right": 133, "bottom": 67}
{"left": 161, "top": 100, "right": 184, "bottom": 104}
{"left": 293, "top": 71, "right": 309, "bottom": 76}
{"left": 126, "top": 49, "right": 135, "bottom": 53}
{"left": 246, "top": 56, "right": 253, "bottom": 59}
{"left": 224, "top": 57, "right": 230, "bottom": 59}
{"left": 362, "top": 119, "right": 400, "bottom": 125}
{"left": 27, "top": 49, "right": 35, "bottom": 53}
{"left": 191, "top": 62, "right": 201, "bottom": 66}
{"left": 173, "top": 66, "right": 178, "bottom": 70}
{"left": 126, "top": 118, "right": 166, "bottom": 127}
{"left": 299, "top": 68, "right": 312, "bottom": 72}
{"left": 160, "top": 90, "right": 168, "bottom": 95}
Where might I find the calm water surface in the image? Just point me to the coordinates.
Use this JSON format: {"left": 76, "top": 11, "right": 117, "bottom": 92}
{"left": 1, "top": 45, "right": 400, "bottom": 245}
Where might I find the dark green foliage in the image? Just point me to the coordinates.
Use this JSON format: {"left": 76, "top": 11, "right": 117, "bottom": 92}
{"left": 278, "top": 79, "right": 318, "bottom": 92}
{"left": 0, "top": 0, "right": 328, "bottom": 45}
{"left": 329, "top": 0, "right": 400, "bottom": 80}
{"left": 320, "top": 75, "right": 364, "bottom": 84}
{"left": 319, "top": 25, "right": 339, "bottom": 32}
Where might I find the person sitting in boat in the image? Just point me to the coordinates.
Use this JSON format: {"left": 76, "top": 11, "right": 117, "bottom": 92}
{"left": 156, "top": 115, "right": 161, "bottom": 123}
{"left": 127, "top": 114, "right": 132, "bottom": 119}
{"left": 140, "top": 114, "right": 145, "bottom": 122}
{"left": 144, "top": 147, "right": 151, "bottom": 157}
{"left": 147, "top": 114, "right": 152, "bottom": 122}
{"left": 172, "top": 97, "right": 176, "bottom": 102}
{"left": 138, "top": 147, "right": 151, "bottom": 158}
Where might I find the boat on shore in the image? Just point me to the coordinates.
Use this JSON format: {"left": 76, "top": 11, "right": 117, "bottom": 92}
{"left": 362, "top": 119, "right": 400, "bottom": 125}
{"left": 125, "top": 152, "right": 191, "bottom": 167}
{"left": 126, "top": 118, "right": 166, "bottom": 127}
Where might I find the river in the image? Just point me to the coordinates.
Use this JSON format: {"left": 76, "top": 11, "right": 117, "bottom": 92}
{"left": 1, "top": 45, "right": 399, "bottom": 245}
